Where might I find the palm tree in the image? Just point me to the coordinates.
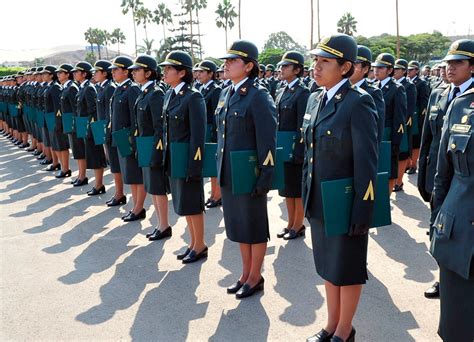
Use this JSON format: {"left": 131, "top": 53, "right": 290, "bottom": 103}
{"left": 193, "top": 0, "right": 207, "bottom": 59}
{"left": 181, "top": 0, "right": 195, "bottom": 59}
{"left": 153, "top": 3, "right": 173, "bottom": 43}
{"left": 84, "top": 27, "right": 95, "bottom": 55}
{"left": 121, "top": 0, "right": 143, "bottom": 56}
{"left": 237, "top": 0, "right": 241, "bottom": 38}
{"left": 310, "top": 0, "right": 314, "bottom": 49}
{"left": 110, "top": 28, "right": 126, "bottom": 55}
{"left": 92, "top": 28, "right": 103, "bottom": 59}
{"left": 215, "top": 0, "right": 237, "bottom": 49}
{"left": 135, "top": 6, "right": 152, "bottom": 43}
{"left": 138, "top": 38, "right": 155, "bottom": 55}
{"left": 337, "top": 12, "right": 358, "bottom": 36}
{"left": 99, "top": 30, "right": 111, "bottom": 60}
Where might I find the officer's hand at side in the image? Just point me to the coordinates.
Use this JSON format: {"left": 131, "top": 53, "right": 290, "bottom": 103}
{"left": 186, "top": 175, "right": 201, "bottom": 182}
{"left": 348, "top": 223, "right": 370, "bottom": 236}
{"left": 251, "top": 186, "right": 270, "bottom": 198}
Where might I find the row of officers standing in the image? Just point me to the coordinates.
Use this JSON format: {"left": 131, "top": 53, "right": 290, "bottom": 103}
{"left": 1, "top": 36, "right": 473, "bottom": 342}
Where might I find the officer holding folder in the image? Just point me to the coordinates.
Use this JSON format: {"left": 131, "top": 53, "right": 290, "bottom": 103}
{"left": 303, "top": 34, "right": 378, "bottom": 342}
{"left": 109, "top": 56, "right": 144, "bottom": 221}
{"left": 216, "top": 40, "right": 277, "bottom": 299}
{"left": 274, "top": 51, "right": 310, "bottom": 240}
{"left": 129, "top": 55, "right": 171, "bottom": 241}
{"left": 160, "top": 51, "right": 208, "bottom": 264}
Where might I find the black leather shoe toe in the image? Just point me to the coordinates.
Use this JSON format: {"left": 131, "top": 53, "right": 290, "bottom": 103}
{"left": 148, "top": 226, "right": 172, "bottom": 241}
{"left": 177, "top": 248, "right": 191, "bottom": 260}
{"left": 227, "top": 280, "right": 243, "bottom": 294}
{"left": 424, "top": 282, "right": 440, "bottom": 298}
{"left": 235, "top": 277, "right": 264, "bottom": 299}
{"left": 307, "top": 329, "right": 334, "bottom": 342}
{"left": 87, "top": 185, "right": 106, "bottom": 196}
{"left": 182, "top": 246, "right": 208, "bottom": 264}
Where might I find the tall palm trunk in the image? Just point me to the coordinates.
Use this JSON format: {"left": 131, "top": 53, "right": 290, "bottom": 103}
{"left": 196, "top": 9, "right": 203, "bottom": 59}
{"left": 310, "top": 0, "right": 314, "bottom": 49}
{"left": 238, "top": 0, "right": 241, "bottom": 39}
{"left": 189, "top": 8, "right": 194, "bottom": 60}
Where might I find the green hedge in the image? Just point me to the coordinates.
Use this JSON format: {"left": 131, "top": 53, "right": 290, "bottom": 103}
{"left": 0, "top": 67, "right": 26, "bottom": 77}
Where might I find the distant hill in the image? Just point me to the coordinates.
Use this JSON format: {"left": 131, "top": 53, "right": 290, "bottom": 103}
{"left": 1, "top": 45, "right": 128, "bottom": 67}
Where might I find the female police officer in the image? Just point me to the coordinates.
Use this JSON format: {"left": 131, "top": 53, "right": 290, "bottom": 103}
{"left": 429, "top": 39, "right": 474, "bottom": 342}
{"left": 194, "top": 60, "right": 222, "bottom": 208}
{"left": 303, "top": 34, "right": 378, "bottom": 342}
{"left": 109, "top": 56, "right": 144, "bottom": 221}
{"left": 274, "top": 51, "right": 310, "bottom": 240}
{"left": 217, "top": 40, "right": 277, "bottom": 298}
{"left": 160, "top": 51, "right": 207, "bottom": 263}
{"left": 129, "top": 55, "right": 171, "bottom": 241}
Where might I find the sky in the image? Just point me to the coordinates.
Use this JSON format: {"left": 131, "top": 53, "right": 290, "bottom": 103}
{"left": 0, "top": 0, "right": 472, "bottom": 63}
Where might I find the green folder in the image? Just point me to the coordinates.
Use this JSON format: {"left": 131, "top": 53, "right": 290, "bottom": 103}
{"left": 112, "top": 128, "right": 132, "bottom": 157}
{"left": 75, "top": 116, "right": 89, "bottom": 139}
{"left": 377, "top": 141, "right": 391, "bottom": 174}
{"left": 412, "top": 112, "right": 419, "bottom": 136}
{"left": 205, "top": 124, "right": 213, "bottom": 143}
{"left": 170, "top": 142, "right": 217, "bottom": 178}
{"left": 136, "top": 136, "right": 154, "bottom": 167}
{"left": 90, "top": 120, "right": 107, "bottom": 145}
{"left": 321, "top": 172, "right": 392, "bottom": 236}
{"left": 277, "top": 131, "right": 296, "bottom": 162}
{"left": 230, "top": 147, "right": 284, "bottom": 195}
{"left": 36, "top": 111, "right": 45, "bottom": 127}
{"left": 382, "top": 127, "right": 408, "bottom": 152}
{"left": 44, "top": 112, "right": 56, "bottom": 131}
{"left": 62, "top": 112, "right": 74, "bottom": 134}
{"left": 9, "top": 104, "right": 18, "bottom": 117}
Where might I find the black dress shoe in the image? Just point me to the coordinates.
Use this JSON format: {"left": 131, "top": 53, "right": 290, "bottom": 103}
{"left": 87, "top": 185, "right": 106, "bottom": 196}
{"left": 236, "top": 277, "right": 264, "bottom": 299}
{"left": 123, "top": 208, "right": 146, "bottom": 222}
{"left": 20, "top": 143, "right": 30, "bottom": 148}
{"left": 148, "top": 226, "right": 172, "bottom": 241}
{"left": 283, "top": 225, "right": 306, "bottom": 240}
{"left": 14, "top": 140, "right": 22, "bottom": 145}
{"left": 107, "top": 196, "right": 127, "bottom": 207}
{"left": 121, "top": 211, "right": 132, "bottom": 220}
{"left": 406, "top": 167, "right": 417, "bottom": 174}
{"left": 277, "top": 228, "right": 290, "bottom": 238}
{"left": 33, "top": 150, "right": 42, "bottom": 156}
{"left": 40, "top": 159, "right": 52, "bottom": 165}
{"left": 331, "top": 328, "right": 355, "bottom": 342}
{"left": 177, "top": 248, "right": 191, "bottom": 260}
{"left": 227, "top": 280, "right": 244, "bottom": 294}
{"left": 205, "top": 198, "right": 212, "bottom": 205}
{"left": 44, "top": 163, "right": 60, "bottom": 171}
{"left": 307, "top": 329, "right": 334, "bottom": 342}
{"left": 26, "top": 147, "right": 36, "bottom": 152}
{"left": 37, "top": 153, "right": 46, "bottom": 160}
{"left": 146, "top": 228, "right": 158, "bottom": 238}
{"left": 393, "top": 183, "right": 404, "bottom": 192}
{"left": 206, "top": 198, "right": 222, "bottom": 208}
{"left": 182, "top": 246, "right": 208, "bottom": 264}
{"left": 73, "top": 177, "right": 89, "bottom": 187}
{"left": 55, "top": 170, "right": 72, "bottom": 178}
{"left": 424, "top": 281, "right": 440, "bottom": 298}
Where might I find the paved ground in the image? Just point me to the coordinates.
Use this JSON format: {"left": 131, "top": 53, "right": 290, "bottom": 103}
{"left": 0, "top": 136, "right": 441, "bottom": 341}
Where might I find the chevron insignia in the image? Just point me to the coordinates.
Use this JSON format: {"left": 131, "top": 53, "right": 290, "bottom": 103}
{"left": 134, "top": 129, "right": 138, "bottom": 136}
{"left": 363, "top": 180, "right": 375, "bottom": 201}
{"left": 56, "top": 110, "right": 61, "bottom": 117}
{"left": 397, "top": 124, "right": 404, "bottom": 133}
{"left": 194, "top": 147, "right": 202, "bottom": 161}
{"left": 91, "top": 117, "right": 95, "bottom": 123}
{"left": 263, "top": 150, "right": 274, "bottom": 166}
{"left": 156, "top": 139, "right": 163, "bottom": 150}
{"left": 407, "top": 117, "right": 412, "bottom": 126}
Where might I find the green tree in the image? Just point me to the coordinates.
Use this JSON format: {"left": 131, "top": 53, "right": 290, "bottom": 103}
{"left": 110, "top": 28, "right": 126, "bottom": 55}
{"left": 215, "top": 0, "right": 237, "bottom": 49}
{"left": 192, "top": 0, "right": 207, "bottom": 59}
{"left": 84, "top": 27, "right": 95, "bottom": 55}
{"left": 135, "top": 6, "right": 152, "bottom": 44}
{"left": 85, "top": 51, "right": 97, "bottom": 65}
{"left": 100, "top": 30, "right": 111, "bottom": 59}
{"left": 121, "top": 0, "right": 143, "bottom": 56}
{"left": 153, "top": 2, "right": 173, "bottom": 43}
{"left": 263, "top": 31, "right": 306, "bottom": 53}
{"left": 259, "top": 48, "right": 285, "bottom": 66}
{"left": 337, "top": 12, "right": 357, "bottom": 36}
{"left": 138, "top": 38, "right": 155, "bottom": 55}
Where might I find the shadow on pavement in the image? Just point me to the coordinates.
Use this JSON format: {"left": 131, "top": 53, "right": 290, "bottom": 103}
{"left": 370, "top": 224, "right": 436, "bottom": 282}
{"left": 129, "top": 263, "right": 208, "bottom": 340}
{"left": 272, "top": 241, "right": 324, "bottom": 327}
